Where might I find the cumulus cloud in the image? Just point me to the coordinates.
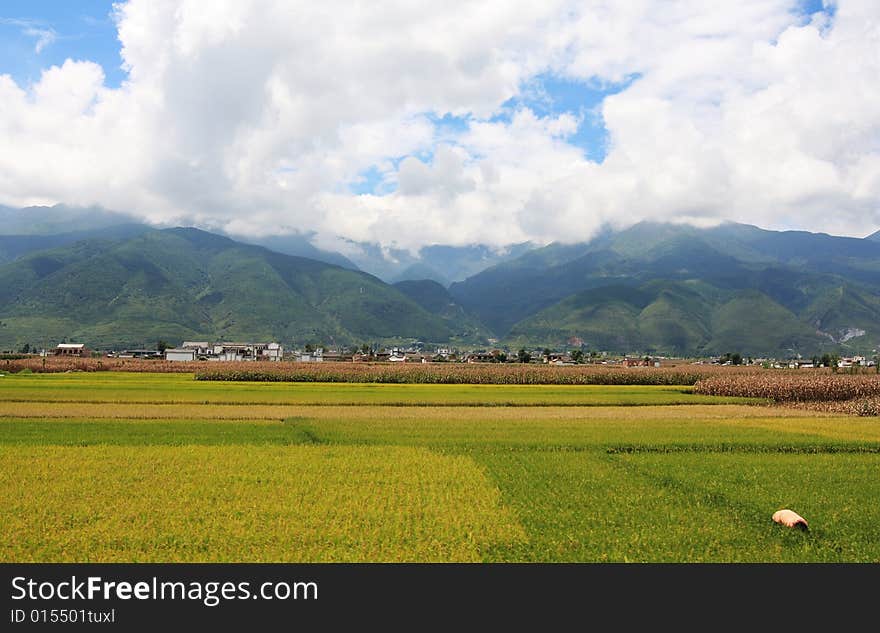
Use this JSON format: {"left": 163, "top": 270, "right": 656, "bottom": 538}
{"left": 0, "top": 0, "right": 878, "bottom": 252}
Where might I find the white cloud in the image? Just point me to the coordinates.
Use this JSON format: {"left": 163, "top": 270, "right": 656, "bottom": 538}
{"left": 0, "top": 19, "right": 57, "bottom": 54}
{"left": 25, "top": 27, "right": 56, "bottom": 54}
{"left": 0, "top": 0, "right": 878, "bottom": 251}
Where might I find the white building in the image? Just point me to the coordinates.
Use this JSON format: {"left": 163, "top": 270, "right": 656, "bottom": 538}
{"left": 169, "top": 341, "right": 283, "bottom": 361}
{"left": 165, "top": 348, "right": 196, "bottom": 362}
{"left": 299, "top": 347, "right": 323, "bottom": 362}
{"left": 182, "top": 342, "right": 210, "bottom": 355}
{"left": 262, "top": 343, "right": 283, "bottom": 361}
{"left": 55, "top": 343, "right": 87, "bottom": 357}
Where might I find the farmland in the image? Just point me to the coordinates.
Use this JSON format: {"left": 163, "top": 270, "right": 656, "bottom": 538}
{"left": 0, "top": 372, "right": 758, "bottom": 406}
{"left": 1, "top": 370, "right": 879, "bottom": 562}
{"left": 694, "top": 372, "right": 880, "bottom": 416}
{"left": 2, "top": 356, "right": 758, "bottom": 382}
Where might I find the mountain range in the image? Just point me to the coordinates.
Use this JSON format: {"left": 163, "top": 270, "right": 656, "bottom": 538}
{"left": 450, "top": 222, "right": 880, "bottom": 356}
{"left": 1, "top": 204, "right": 880, "bottom": 357}
{"left": 0, "top": 226, "right": 472, "bottom": 349}
{"left": 0, "top": 204, "right": 529, "bottom": 284}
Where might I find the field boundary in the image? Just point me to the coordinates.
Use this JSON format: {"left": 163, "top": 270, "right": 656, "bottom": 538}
{"left": 606, "top": 443, "right": 880, "bottom": 454}
{"left": 0, "top": 397, "right": 764, "bottom": 407}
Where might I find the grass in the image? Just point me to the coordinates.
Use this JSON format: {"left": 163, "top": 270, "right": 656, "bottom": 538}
{"left": 1, "top": 372, "right": 878, "bottom": 562}
{"left": 609, "top": 453, "right": 880, "bottom": 561}
{"left": 476, "top": 452, "right": 880, "bottom": 561}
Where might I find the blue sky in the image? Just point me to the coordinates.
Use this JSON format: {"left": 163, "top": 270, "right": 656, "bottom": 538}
{"left": 498, "top": 73, "right": 639, "bottom": 163}
{"left": 351, "top": 73, "right": 639, "bottom": 195}
{"left": 797, "top": 0, "right": 834, "bottom": 18}
{"left": 0, "top": 0, "right": 124, "bottom": 87}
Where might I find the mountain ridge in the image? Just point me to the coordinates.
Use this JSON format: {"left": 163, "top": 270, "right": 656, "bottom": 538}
{"left": 453, "top": 221, "right": 880, "bottom": 355}
{"left": 0, "top": 227, "right": 470, "bottom": 349}
{"left": 3, "top": 207, "right": 880, "bottom": 357}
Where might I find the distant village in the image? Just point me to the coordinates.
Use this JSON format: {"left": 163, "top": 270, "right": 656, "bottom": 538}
{"left": 11, "top": 340, "right": 877, "bottom": 370}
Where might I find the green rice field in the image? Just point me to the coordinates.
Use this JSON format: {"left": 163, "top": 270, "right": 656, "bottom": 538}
{"left": 1, "top": 371, "right": 878, "bottom": 562}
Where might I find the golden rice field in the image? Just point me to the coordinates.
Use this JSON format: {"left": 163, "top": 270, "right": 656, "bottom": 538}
{"left": 1, "top": 445, "right": 523, "bottom": 562}
{"left": 1, "top": 371, "right": 879, "bottom": 562}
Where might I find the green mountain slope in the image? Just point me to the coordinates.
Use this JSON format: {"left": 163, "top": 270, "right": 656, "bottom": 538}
{"left": 0, "top": 224, "right": 152, "bottom": 265}
{"left": 229, "top": 232, "right": 360, "bottom": 271}
{"left": 636, "top": 281, "right": 715, "bottom": 353}
{"left": 450, "top": 221, "right": 880, "bottom": 355}
{"left": 506, "top": 282, "right": 711, "bottom": 354}
{"left": 452, "top": 222, "right": 880, "bottom": 326}
{"left": 506, "top": 281, "right": 847, "bottom": 356}
{"left": 392, "top": 279, "right": 492, "bottom": 340}
{"left": 4, "top": 213, "right": 880, "bottom": 357}
{"left": 0, "top": 228, "right": 457, "bottom": 349}
{"left": 706, "top": 291, "right": 824, "bottom": 357}
{"left": 506, "top": 285, "right": 647, "bottom": 352}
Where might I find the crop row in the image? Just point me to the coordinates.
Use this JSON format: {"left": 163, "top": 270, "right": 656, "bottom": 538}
{"left": 2, "top": 356, "right": 775, "bottom": 386}
{"left": 694, "top": 373, "right": 880, "bottom": 403}
{"left": 2, "top": 357, "right": 195, "bottom": 373}
{"left": 782, "top": 397, "right": 880, "bottom": 417}
{"left": 191, "top": 363, "right": 763, "bottom": 385}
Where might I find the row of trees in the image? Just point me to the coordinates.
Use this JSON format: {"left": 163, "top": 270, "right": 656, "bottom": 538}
{"left": 813, "top": 353, "right": 839, "bottom": 370}
{"left": 718, "top": 352, "right": 745, "bottom": 365}
{"left": 515, "top": 349, "right": 593, "bottom": 364}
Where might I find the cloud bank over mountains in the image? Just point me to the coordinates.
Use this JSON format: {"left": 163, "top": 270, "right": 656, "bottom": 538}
{"left": 0, "top": 0, "right": 878, "bottom": 253}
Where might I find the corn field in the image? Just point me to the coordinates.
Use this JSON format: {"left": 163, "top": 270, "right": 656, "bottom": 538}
{"left": 1, "top": 356, "right": 765, "bottom": 384}
{"left": 192, "top": 363, "right": 764, "bottom": 385}
{"left": 694, "top": 373, "right": 880, "bottom": 404}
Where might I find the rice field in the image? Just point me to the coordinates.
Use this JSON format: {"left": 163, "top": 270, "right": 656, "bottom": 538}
{"left": 1, "top": 371, "right": 878, "bottom": 562}
{"left": 0, "top": 371, "right": 759, "bottom": 406}
{"left": 1, "top": 445, "right": 523, "bottom": 562}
